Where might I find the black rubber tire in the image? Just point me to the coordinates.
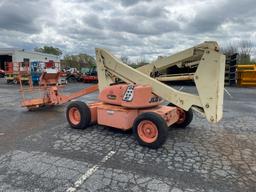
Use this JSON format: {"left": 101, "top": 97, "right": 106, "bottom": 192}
{"left": 67, "top": 76, "right": 77, "bottom": 83}
{"left": 66, "top": 101, "right": 91, "bottom": 129}
{"left": 33, "top": 81, "right": 39, "bottom": 86}
{"left": 133, "top": 112, "right": 168, "bottom": 149}
{"left": 22, "top": 80, "right": 29, "bottom": 85}
{"left": 167, "top": 103, "right": 193, "bottom": 128}
{"left": 13, "top": 79, "right": 18, "bottom": 84}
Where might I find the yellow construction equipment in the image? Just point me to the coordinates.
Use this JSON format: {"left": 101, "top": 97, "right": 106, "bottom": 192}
{"left": 237, "top": 64, "right": 256, "bottom": 87}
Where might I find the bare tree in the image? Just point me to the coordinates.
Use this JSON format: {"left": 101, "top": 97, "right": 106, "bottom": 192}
{"left": 220, "top": 42, "right": 238, "bottom": 56}
{"left": 239, "top": 40, "right": 254, "bottom": 56}
{"left": 238, "top": 40, "right": 254, "bottom": 64}
{"left": 221, "top": 40, "right": 255, "bottom": 64}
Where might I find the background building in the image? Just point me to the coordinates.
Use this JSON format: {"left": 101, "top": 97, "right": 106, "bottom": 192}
{"left": 0, "top": 48, "right": 60, "bottom": 70}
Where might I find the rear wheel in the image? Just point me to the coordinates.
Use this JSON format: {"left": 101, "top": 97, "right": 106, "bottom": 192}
{"left": 66, "top": 101, "right": 91, "bottom": 129}
{"left": 133, "top": 112, "right": 168, "bottom": 149}
{"left": 167, "top": 103, "right": 193, "bottom": 128}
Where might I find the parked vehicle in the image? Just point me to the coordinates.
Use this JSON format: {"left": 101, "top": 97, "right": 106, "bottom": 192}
{"left": 81, "top": 66, "right": 98, "bottom": 83}
{"left": 63, "top": 67, "right": 82, "bottom": 83}
{"left": 0, "top": 69, "right": 5, "bottom": 78}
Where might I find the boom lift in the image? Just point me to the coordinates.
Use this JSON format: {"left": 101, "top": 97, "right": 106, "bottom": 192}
{"left": 66, "top": 41, "right": 225, "bottom": 148}
{"left": 138, "top": 42, "right": 222, "bottom": 83}
{"left": 20, "top": 67, "right": 98, "bottom": 109}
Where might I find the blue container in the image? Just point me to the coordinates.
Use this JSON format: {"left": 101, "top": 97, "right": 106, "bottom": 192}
{"left": 30, "top": 61, "right": 42, "bottom": 85}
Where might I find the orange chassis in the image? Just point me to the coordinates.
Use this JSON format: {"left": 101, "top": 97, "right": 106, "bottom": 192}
{"left": 66, "top": 84, "right": 192, "bottom": 149}
{"left": 88, "top": 102, "right": 179, "bottom": 130}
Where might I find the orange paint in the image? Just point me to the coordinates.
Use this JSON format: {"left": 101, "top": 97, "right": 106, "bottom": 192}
{"left": 137, "top": 120, "right": 158, "bottom": 143}
{"left": 99, "top": 84, "right": 162, "bottom": 108}
{"left": 88, "top": 102, "right": 180, "bottom": 130}
{"left": 69, "top": 107, "right": 81, "bottom": 125}
{"left": 97, "top": 104, "right": 138, "bottom": 130}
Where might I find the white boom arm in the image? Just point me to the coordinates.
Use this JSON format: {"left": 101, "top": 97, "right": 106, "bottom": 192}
{"left": 95, "top": 42, "right": 225, "bottom": 123}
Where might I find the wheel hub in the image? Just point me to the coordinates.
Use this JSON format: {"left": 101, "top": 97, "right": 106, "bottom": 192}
{"left": 69, "top": 107, "right": 81, "bottom": 125}
{"left": 137, "top": 120, "right": 158, "bottom": 143}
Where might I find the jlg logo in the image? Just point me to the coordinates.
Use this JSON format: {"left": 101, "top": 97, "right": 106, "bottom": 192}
{"left": 149, "top": 96, "right": 162, "bottom": 103}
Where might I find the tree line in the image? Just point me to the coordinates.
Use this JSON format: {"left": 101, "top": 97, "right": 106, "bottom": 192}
{"left": 35, "top": 41, "right": 256, "bottom": 70}
{"left": 221, "top": 40, "right": 255, "bottom": 64}
{"left": 34, "top": 46, "right": 96, "bottom": 70}
{"left": 34, "top": 46, "right": 150, "bottom": 69}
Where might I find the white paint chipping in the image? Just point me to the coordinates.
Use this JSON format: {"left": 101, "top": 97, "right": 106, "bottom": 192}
{"left": 66, "top": 151, "right": 116, "bottom": 192}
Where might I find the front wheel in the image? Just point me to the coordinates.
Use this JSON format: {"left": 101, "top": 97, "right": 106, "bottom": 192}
{"left": 66, "top": 101, "right": 91, "bottom": 129}
{"left": 133, "top": 112, "right": 168, "bottom": 149}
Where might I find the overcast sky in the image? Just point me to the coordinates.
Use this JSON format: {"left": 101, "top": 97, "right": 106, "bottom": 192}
{"left": 0, "top": 0, "right": 255, "bottom": 61}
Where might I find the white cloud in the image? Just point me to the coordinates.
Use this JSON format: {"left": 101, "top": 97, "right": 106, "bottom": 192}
{"left": 0, "top": 0, "right": 255, "bottom": 61}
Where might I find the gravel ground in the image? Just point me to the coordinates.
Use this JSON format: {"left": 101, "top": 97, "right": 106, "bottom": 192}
{"left": 0, "top": 78, "right": 255, "bottom": 192}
